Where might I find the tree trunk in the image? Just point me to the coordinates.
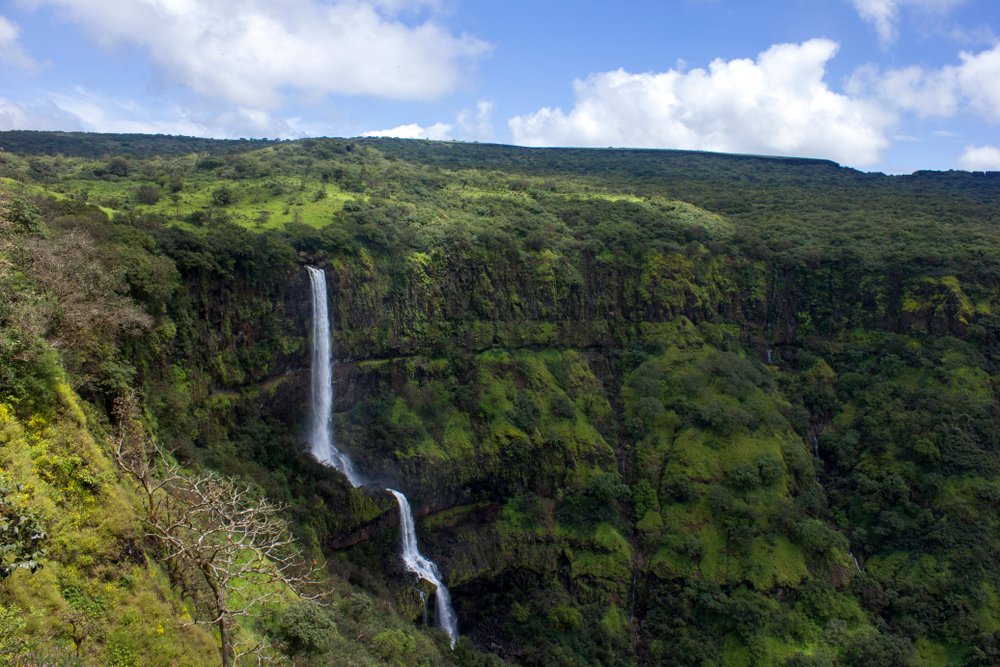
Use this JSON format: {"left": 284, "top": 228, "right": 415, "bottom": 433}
{"left": 219, "top": 616, "right": 230, "bottom": 667}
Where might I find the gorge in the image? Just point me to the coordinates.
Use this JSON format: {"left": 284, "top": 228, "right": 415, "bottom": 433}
{"left": 1, "top": 131, "right": 999, "bottom": 667}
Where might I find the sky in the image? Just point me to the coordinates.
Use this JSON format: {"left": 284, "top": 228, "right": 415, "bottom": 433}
{"left": 0, "top": 0, "right": 997, "bottom": 173}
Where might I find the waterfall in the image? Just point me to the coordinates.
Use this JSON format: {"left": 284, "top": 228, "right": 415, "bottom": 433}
{"left": 849, "top": 551, "right": 864, "bottom": 572}
{"left": 306, "top": 266, "right": 362, "bottom": 487}
{"left": 388, "top": 489, "right": 458, "bottom": 647}
{"left": 415, "top": 587, "right": 428, "bottom": 626}
{"left": 307, "top": 267, "right": 459, "bottom": 647}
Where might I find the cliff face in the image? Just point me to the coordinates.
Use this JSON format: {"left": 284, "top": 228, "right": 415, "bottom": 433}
{"left": 4, "top": 134, "right": 1000, "bottom": 667}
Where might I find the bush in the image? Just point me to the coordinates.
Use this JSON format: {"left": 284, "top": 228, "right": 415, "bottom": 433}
{"left": 372, "top": 629, "right": 416, "bottom": 662}
{"left": 212, "top": 186, "right": 234, "bottom": 206}
{"left": 107, "top": 156, "right": 129, "bottom": 177}
{"left": 729, "top": 525, "right": 755, "bottom": 554}
{"left": 136, "top": 185, "right": 161, "bottom": 205}
{"left": 633, "top": 479, "right": 658, "bottom": 520}
{"left": 662, "top": 474, "right": 700, "bottom": 503}
{"left": 550, "top": 394, "right": 576, "bottom": 421}
{"left": 977, "top": 482, "right": 1000, "bottom": 503}
{"left": 277, "top": 601, "right": 339, "bottom": 654}
{"left": 548, "top": 605, "right": 582, "bottom": 633}
{"left": 727, "top": 462, "right": 761, "bottom": 491}
{"left": 755, "top": 452, "right": 784, "bottom": 485}
{"left": 509, "top": 392, "right": 540, "bottom": 434}
{"left": 3, "top": 196, "right": 45, "bottom": 236}
{"left": 796, "top": 519, "right": 849, "bottom": 556}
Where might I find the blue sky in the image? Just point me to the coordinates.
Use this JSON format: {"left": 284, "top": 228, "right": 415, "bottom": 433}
{"left": 0, "top": 0, "right": 997, "bottom": 173}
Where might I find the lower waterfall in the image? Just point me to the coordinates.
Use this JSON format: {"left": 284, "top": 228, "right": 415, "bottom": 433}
{"left": 388, "top": 489, "right": 459, "bottom": 646}
{"left": 307, "top": 266, "right": 458, "bottom": 648}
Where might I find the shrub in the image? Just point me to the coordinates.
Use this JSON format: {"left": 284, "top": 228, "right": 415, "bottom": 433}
{"left": 277, "top": 601, "right": 338, "bottom": 654}
{"left": 727, "top": 463, "right": 761, "bottom": 491}
{"left": 662, "top": 474, "right": 700, "bottom": 503}
{"left": 548, "top": 605, "right": 582, "bottom": 633}
{"left": 755, "top": 453, "right": 784, "bottom": 486}
{"left": 708, "top": 486, "right": 733, "bottom": 515}
{"left": 509, "top": 393, "right": 540, "bottom": 434}
{"left": 372, "top": 629, "right": 416, "bottom": 662}
{"left": 107, "top": 156, "right": 129, "bottom": 177}
{"left": 796, "top": 519, "right": 849, "bottom": 556}
{"left": 212, "top": 186, "right": 234, "bottom": 206}
{"left": 729, "top": 525, "right": 755, "bottom": 555}
{"left": 136, "top": 185, "right": 161, "bottom": 205}
{"left": 632, "top": 479, "right": 658, "bottom": 520}
{"left": 550, "top": 394, "right": 576, "bottom": 421}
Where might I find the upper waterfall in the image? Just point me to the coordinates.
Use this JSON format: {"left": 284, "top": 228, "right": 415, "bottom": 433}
{"left": 306, "top": 266, "right": 362, "bottom": 487}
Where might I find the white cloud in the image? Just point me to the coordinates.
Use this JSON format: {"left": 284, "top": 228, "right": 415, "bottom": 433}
{"left": 0, "top": 88, "right": 309, "bottom": 139}
{"left": 508, "top": 39, "right": 894, "bottom": 167}
{"left": 456, "top": 100, "right": 493, "bottom": 141}
{"left": 847, "top": 63, "right": 959, "bottom": 116}
{"left": 956, "top": 45, "right": 1000, "bottom": 121}
{"left": 958, "top": 144, "right": 1000, "bottom": 170}
{"left": 848, "top": 0, "right": 967, "bottom": 47}
{"left": 846, "top": 43, "right": 1000, "bottom": 122}
{"left": 362, "top": 100, "right": 493, "bottom": 142}
{"left": 0, "top": 15, "right": 42, "bottom": 69}
{"left": 0, "top": 98, "right": 85, "bottom": 131}
{"left": 29, "top": 0, "right": 491, "bottom": 107}
{"left": 362, "top": 122, "right": 453, "bottom": 140}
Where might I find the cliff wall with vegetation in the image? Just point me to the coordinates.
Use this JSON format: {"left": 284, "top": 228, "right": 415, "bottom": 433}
{"left": 1, "top": 131, "right": 999, "bottom": 667}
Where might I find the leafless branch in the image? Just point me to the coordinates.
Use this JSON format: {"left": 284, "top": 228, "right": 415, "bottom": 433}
{"left": 111, "top": 394, "right": 324, "bottom": 667}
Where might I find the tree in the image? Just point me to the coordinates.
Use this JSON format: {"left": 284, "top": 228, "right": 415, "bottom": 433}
{"left": 136, "top": 184, "right": 161, "bottom": 205}
{"left": 0, "top": 483, "right": 47, "bottom": 578}
{"left": 107, "top": 156, "right": 129, "bottom": 177}
{"left": 111, "top": 393, "right": 322, "bottom": 667}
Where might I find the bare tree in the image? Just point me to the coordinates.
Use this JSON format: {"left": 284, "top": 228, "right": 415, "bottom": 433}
{"left": 111, "top": 393, "right": 323, "bottom": 667}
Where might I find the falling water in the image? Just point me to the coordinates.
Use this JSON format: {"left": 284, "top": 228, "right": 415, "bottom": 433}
{"left": 306, "top": 266, "right": 362, "bottom": 487}
{"left": 813, "top": 435, "right": 819, "bottom": 458}
{"left": 849, "top": 552, "right": 864, "bottom": 572}
{"left": 415, "top": 588, "right": 428, "bottom": 626}
{"left": 308, "top": 267, "right": 458, "bottom": 647}
{"left": 388, "top": 489, "right": 458, "bottom": 647}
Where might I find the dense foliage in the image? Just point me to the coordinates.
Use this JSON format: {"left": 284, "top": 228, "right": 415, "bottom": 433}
{"left": 1, "top": 131, "right": 999, "bottom": 666}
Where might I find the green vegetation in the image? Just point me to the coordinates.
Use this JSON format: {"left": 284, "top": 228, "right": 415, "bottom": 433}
{"left": 1, "top": 130, "right": 1000, "bottom": 666}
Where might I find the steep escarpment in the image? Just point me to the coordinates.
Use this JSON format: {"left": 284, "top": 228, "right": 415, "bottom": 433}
{"left": 2, "top": 133, "right": 1000, "bottom": 667}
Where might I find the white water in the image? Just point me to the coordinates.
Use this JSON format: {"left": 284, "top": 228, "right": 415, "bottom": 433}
{"left": 415, "top": 587, "right": 428, "bottom": 626}
{"left": 388, "top": 489, "right": 459, "bottom": 646}
{"left": 306, "top": 266, "right": 362, "bottom": 487}
{"left": 307, "top": 267, "right": 458, "bottom": 648}
{"left": 849, "top": 551, "right": 864, "bottom": 572}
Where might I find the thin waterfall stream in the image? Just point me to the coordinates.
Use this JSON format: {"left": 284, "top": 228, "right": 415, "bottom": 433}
{"left": 307, "top": 266, "right": 458, "bottom": 647}
{"left": 388, "top": 489, "right": 459, "bottom": 642}
{"left": 306, "top": 266, "right": 362, "bottom": 488}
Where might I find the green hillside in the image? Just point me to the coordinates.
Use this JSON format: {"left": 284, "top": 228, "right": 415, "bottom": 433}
{"left": 1, "top": 130, "right": 1000, "bottom": 667}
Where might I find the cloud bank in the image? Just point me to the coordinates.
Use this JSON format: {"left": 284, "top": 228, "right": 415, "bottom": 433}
{"left": 848, "top": 0, "right": 968, "bottom": 46}
{"left": 363, "top": 99, "right": 494, "bottom": 141}
{"left": 0, "top": 15, "right": 42, "bottom": 69}
{"left": 363, "top": 122, "right": 454, "bottom": 140}
{"left": 958, "top": 145, "right": 1000, "bottom": 170}
{"left": 847, "top": 43, "right": 1000, "bottom": 121}
{"left": 0, "top": 98, "right": 84, "bottom": 131}
{"left": 30, "top": 0, "right": 491, "bottom": 107}
{"left": 509, "top": 39, "right": 894, "bottom": 167}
